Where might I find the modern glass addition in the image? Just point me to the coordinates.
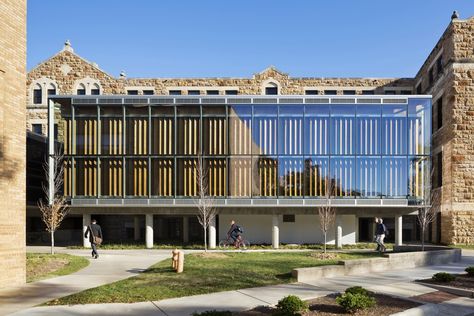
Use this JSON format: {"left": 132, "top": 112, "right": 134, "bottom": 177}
{"left": 61, "top": 97, "right": 431, "bottom": 201}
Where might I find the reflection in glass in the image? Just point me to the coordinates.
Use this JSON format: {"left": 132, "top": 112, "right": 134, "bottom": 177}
{"left": 279, "top": 157, "right": 303, "bottom": 197}
{"left": 356, "top": 157, "right": 380, "bottom": 198}
{"left": 408, "top": 156, "right": 428, "bottom": 199}
{"left": 408, "top": 100, "right": 431, "bottom": 155}
{"left": 356, "top": 105, "right": 381, "bottom": 155}
{"left": 382, "top": 157, "right": 407, "bottom": 198}
{"left": 304, "top": 157, "right": 329, "bottom": 197}
{"left": 331, "top": 157, "right": 355, "bottom": 197}
{"left": 304, "top": 105, "right": 329, "bottom": 155}
{"left": 330, "top": 105, "right": 355, "bottom": 155}
{"left": 279, "top": 106, "right": 303, "bottom": 155}
{"left": 382, "top": 105, "right": 407, "bottom": 155}
{"left": 253, "top": 156, "right": 278, "bottom": 196}
{"left": 253, "top": 116, "right": 277, "bottom": 155}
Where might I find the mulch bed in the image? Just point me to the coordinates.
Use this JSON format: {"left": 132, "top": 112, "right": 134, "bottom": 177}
{"left": 418, "top": 274, "right": 474, "bottom": 290}
{"left": 237, "top": 293, "right": 420, "bottom": 315}
{"left": 411, "top": 290, "right": 460, "bottom": 304}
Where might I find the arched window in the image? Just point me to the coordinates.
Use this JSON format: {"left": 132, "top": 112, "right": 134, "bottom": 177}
{"left": 47, "top": 83, "right": 56, "bottom": 96}
{"left": 263, "top": 81, "right": 280, "bottom": 95}
{"left": 77, "top": 83, "right": 86, "bottom": 95}
{"left": 33, "top": 83, "right": 42, "bottom": 104}
{"left": 91, "top": 83, "right": 100, "bottom": 95}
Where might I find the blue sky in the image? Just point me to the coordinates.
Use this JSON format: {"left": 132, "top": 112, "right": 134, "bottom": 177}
{"left": 28, "top": 1, "right": 474, "bottom": 78}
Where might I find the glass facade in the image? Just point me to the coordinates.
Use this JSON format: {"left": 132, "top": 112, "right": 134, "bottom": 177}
{"left": 61, "top": 97, "right": 431, "bottom": 201}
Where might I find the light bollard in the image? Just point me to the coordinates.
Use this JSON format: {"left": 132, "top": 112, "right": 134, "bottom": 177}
{"left": 177, "top": 251, "right": 184, "bottom": 273}
{"left": 171, "top": 249, "right": 179, "bottom": 270}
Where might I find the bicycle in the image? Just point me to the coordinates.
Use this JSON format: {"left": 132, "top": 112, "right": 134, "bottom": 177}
{"left": 218, "top": 235, "right": 250, "bottom": 250}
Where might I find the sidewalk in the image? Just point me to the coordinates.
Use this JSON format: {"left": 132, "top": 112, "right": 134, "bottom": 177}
{"left": 9, "top": 250, "right": 474, "bottom": 316}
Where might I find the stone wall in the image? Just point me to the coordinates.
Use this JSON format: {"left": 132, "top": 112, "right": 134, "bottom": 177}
{"left": 0, "top": 0, "right": 27, "bottom": 288}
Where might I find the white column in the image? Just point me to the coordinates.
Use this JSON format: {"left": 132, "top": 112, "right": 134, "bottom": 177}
{"left": 209, "top": 217, "right": 216, "bottom": 249}
{"left": 146, "top": 214, "right": 154, "bottom": 249}
{"left": 83, "top": 213, "right": 91, "bottom": 248}
{"left": 134, "top": 216, "right": 140, "bottom": 241}
{"left": 395, "top": 215, "right": 403, "bottom": 246}
{"left": 335, "top": 215, "right": 342, "bottom": 249}
{"left": 272, "top": 214, "right": 280, "bottom": 249}
{"left": 183, "top": 216, "right": 189, "bottom": 244}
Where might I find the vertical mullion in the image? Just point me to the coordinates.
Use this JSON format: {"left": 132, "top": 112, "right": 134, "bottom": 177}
{"left": 148, "top": 105, "right": 151, "bottom": 198}
{"left": 174, "top": 105, "right": 177, "bottom": 198}
{"left": 122, "top": 104, "right": 126, "bottom": 198}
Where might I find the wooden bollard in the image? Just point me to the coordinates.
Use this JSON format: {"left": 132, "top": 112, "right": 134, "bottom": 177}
{"left": 171, "top": 249, "right": 179, "bottom": 270}
{"left": 177, "top": 251, "right": 184, "bottom": 273}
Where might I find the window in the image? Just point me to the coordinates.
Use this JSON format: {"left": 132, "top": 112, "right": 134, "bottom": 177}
{"left": 436, "top": 152, "right": 443, "bottom": 188}
{"left": 206, "top": 90, "right": 219, "bottom": 95}
{"left": 91, "top": 88, "right": 100, "bottom": 95}
{"left": 143, "top": 90, "right": 154, "bottom": 95}
{"left": 401, "top": 90, "right": 412, "bottom": 95}
{"left": 361, "top": 90, "right": 375, "bottom": 95}
{"left": 437, "top": 55, "right": 443, "bottom": 75}
{"left": 437, "top": 97, "right": 443, "bottom": 129}
{"left": 77, "top": 88, "right": 86, "bottom": 95}
{"left": 54, "top": 124, "right": 58, "bottom": 140}
{"left": 429, "top": 68, "right": 434, "bottom": 85}
{"left": 32, "top": 124, "right": 42, "bottom": 135}
{"left": 188, "top": 90, "right": 200, "bottom": 95}
{"left": 343, "top": 90, "right": 356, "bottom": 95}
{"left": 384, "top": 90, "right": 396, "bottom": 95}
{"left": 169, "top": 90, "right": 181, "bottom": 95}
{"left": 33, "top": 88, "right": 42, "bottom": 104}
{"left": 225, "top": 90, "right": 238, "bottom": 95}
{"left": 265, "top": 87, "right": 278, "bottom": 95}
{"left": 416, "top": 83, "right": 422, "bottom": 94}
{"left": 283, "top": 214, "right": 295, "bottom": 223}
{"left": 305, "top": 90, "right": 318, "bottom": 95}
{"left": 324, "top": 90, "right": 337, "bottom": 95}
{"left": 127, "top": 90, "right": 138, "bottom": 95}
{"left": 47, "top": 88, "right": 56, "bottom": 96}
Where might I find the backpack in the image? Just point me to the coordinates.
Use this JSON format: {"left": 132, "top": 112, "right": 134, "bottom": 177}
{"left": 383, "top": 224, "right": 389, "bottom": 236}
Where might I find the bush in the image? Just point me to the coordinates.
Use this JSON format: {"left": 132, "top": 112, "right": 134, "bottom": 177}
{"left": 336, "top": 292, "right": 376, "bottom": 313}
{"left": 192, "top": 311, "right": 232, "bottom": 316}
{"left": 344, "top": 286, "right": 373, "bottom": 297}
{"left": 432, "top": 272, "right": 455, "bottom": 282}
{"left": 465, "top": 266, "right": 474, "bottom": 277}
{"left": 276, "top": 295, "right": 309, "bottom": 315}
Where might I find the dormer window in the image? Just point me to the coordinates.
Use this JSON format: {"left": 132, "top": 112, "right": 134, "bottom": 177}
{"left": 91, "top": 83, "right": 100, "bottom": 95}
{"left": 77, "top": 83, "right": 86, "bottom": 95}
{"left": 33, "top": 84, "right": 42, "bottom": 104}
{"left": 265, "top": 83, "right": 278, "bottom": 95}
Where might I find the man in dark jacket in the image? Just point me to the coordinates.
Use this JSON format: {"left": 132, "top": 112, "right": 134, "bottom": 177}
{"left": 227, "top": 220, "right": 243, "bottom": 247}
{"left": 85, "top": 219, "right": 103, "bottom": 259}
{"left": 375, "top": 218, "right": 387, "bottom": 253}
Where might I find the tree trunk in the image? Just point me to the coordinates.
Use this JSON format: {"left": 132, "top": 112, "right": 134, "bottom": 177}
{"left": 204, "top": 226, "right": 207, "bottom": 252}
{"left": 51, "top": 230, "right": 55, "bottom": 255}
{"left": 324, "top": 231, "right": 327, "bottom": 254}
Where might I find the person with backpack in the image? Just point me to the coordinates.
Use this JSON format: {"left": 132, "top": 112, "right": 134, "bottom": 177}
{"left": 85, "top": 219, "right": 103, "bottom": 259}
{"left": 227, "top": 220, "right": 243, "bottom": 247}
{"left": 375, "top": 218, "right": 388, "bottom": 253}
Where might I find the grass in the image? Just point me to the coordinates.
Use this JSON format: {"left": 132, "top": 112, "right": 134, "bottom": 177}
{"left": 47, "top": 251, "right": 379, "bottom": 305}
{"left": 450, "top": 244, "right": 474, "bottom": 250}
{"left": 27, "top": 253, "right": 89, "bottom": 283}
{"left": 67, "top": 242, "right": 393, "bottom": 251}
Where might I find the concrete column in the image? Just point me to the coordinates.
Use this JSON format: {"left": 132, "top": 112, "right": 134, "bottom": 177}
{"left": 335, "top": 215, "right": 342, "bottom": 249}
{"left": 395, "top": 215, "right": 403, "bottom": 246}
{"left": 183, "top": 216, "right": 189, "bottom": 244}
{"left": 208, "top": 217, "right": 216, "bottom": 249}
{"left": 134, "top": 216, "right": 140, "bottom": 241}
{"left": 83, "top": 213, "right": 91, "bottom": 248}
{"left": 272, "top": 214, "right": 280, "bottom": 249}
{"left": 146, "top": 214, "right": 154, "bottom": 249}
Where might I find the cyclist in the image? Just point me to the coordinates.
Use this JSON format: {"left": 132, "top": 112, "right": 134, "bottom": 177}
{"left": 227, "top": 220, "right": 244, "bottom": 247}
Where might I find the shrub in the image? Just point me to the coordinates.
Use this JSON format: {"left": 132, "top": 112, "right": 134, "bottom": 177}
{"left": 465, "top": 266, "right": 474, "bottom": 277}
{"left": 276, "top": 295, "right": 309, "bottom": 315}
{"left": 192, "top": 311, "right": 232, "bottom": 316}
{"left": 336, "top": 292, "right": 376, "bottom": 313}
{"left": 344, "top": 286, "right": 373, "bottom": 297}
{"left": 432, "top": 272, "right": 455, "bottom": 282}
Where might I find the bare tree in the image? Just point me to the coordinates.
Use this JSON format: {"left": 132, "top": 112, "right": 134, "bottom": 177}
{"left": 194, "top": 156, "right": 218, "bottom": 252}
{"left": 417, "top": 162, "right": 441, "bottom": 251}
{"left": 38, "top": 149, "right": 69, "bottom": 255}
{"left": 318, "top": 177, "right": 336, "bottom": 254}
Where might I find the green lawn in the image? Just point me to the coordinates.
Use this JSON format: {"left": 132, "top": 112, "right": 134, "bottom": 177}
{"left": 27, "top": 253, "right": 89, "bottom": 283}
{"left": 47, "top": 251, "right": 379, "bottom": 305}
{"left": 450, "top": 244, "right": 474, "bottom": 250}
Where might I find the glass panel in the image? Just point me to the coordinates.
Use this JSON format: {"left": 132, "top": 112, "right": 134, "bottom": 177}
{"left": 101, "top": 117, "right": 123, "bottom": 155}
{"left": 177, "top": 117, "right": 200, "bottom": 155}
{"left": 203, "top": 106, "right": 225, "bottom": 116}
{"left": 177, "top": 158, "right": 198, "bottom": 197}
{"left": 408, "top": 99, "right": 431, "bottom": 155}
{"left": 382, "top": 105, "right": 407, "bottom": 155}
{"left": 252, "top": 156, "right": 278, "bottom": 197}
{"left": 356, "top": 105, "right": 381, "bottom": 155}
{"left": 126, "top": 117, "right": 148, "bottom": 155}
{"left": 151, "top": 117, "right": 174, "bottom": 155}
{"left": 75, "top": 159, "right": 97, "bottom": 197}
{"left": 151, "top": 159, "right": 174, "bottom": 197}
{"left": 63, "top": 158, "right": 73, "bottom": 196}
{"left": 177, "top": 106, "right": 199, "bottom": 116}
{"left": 203, "top": 117, "right": 227, "bottom": 155}
{"left": 253, "top": 106, "right": 277, "bottom": 155}
{"left": 229, "top": 105, "right": 252, "bottom": 117}
{"left": 100, "top": 106, "right": 122, "bottom": 117}
{"left": 125, "top": 158, "right": 148, "bottom": 197}
{"left": 228, "top": 157, "right": 252, "bottom": 197}
{"left": 75, "top": 106, "right": 96, "bottom": 116}
{"left": 205, "top": 158, "right": 227, "bottom": 196}
{"left": 356, "top": 157, "right": 380, "bottom": 198}
{"left": 304, "top": 157, "right": 329, "bottom": 197}
{"left": 382, "top": 157, "right": 407, "bottom": 198}
{"left": 76, "top": 118, "right": 98, "bottom": 155}
{"left": 304, "top": 105, "right": 329, "bottom": 155}
{"left": 278, "top": 157, "right": 304, "bottom": 197}
{"left": 100, "top": 158, "right": 123, "bottom": 197}
{"left": 330, "top": 117, "right": 355, "bottom": 155}
{"left": 151, "top": 106, "right": 174, "bottom": 117}
{"left": 330, "top": 157, "right": 355, "bottom": 197}
{"left": 279, "top": 106, "right": 303, "bottom": 155}
{"left": 408, "top": 156, "right": 429, "bottom": 200}
{"left": 229, "top": 115, "right": 252, "bottom": 155}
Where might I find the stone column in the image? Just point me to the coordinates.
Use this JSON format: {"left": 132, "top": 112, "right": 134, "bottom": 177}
{"left": 335, "top": 215, "right": 342, "bottom": 249}
{"left": 272, "top": 214, "right": 280, "bottom": 249}
{"left": 209, "top": 217, "right": 216, "bottom": 249}
{"left": 146, "top": 214, "right": 154, "bottom": 249}
{"left": 395, "top": 215, "right": 403, "bottom": 246}
{"left": 83, "top": 213, "right": 91, "bottom": 248}
{"left": 183, "top": 216, "right": 189, "bottom": 244}
{"left": 134, "top": 216, "right": 140, "bottom": 241}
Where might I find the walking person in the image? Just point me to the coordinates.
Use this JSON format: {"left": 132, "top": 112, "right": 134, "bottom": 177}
{"left": 85, "top": 219, "right": 103, "bottom": 259}
{"left": 375, "top": 218, "right": 387, "bottom": 253}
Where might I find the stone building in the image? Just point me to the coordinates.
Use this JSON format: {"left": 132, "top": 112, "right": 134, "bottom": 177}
{"left": 26, "top": 13, "right": 474, "bottom": 246}
{"left": 0, "top": 0, "right": 27, "bottom": 288}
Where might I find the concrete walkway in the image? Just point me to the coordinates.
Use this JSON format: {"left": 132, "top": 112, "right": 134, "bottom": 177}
{"left": 0, "top": 247, "right": 174, "bottom": 315}
{"left": 8, "top": 249, "right": 474, "bottom": 316}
